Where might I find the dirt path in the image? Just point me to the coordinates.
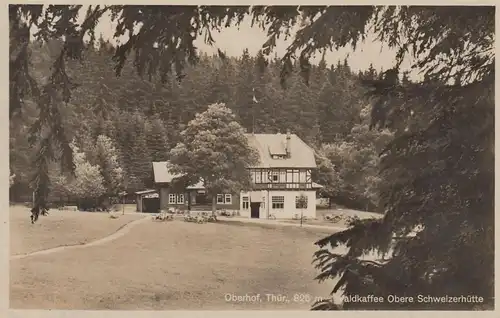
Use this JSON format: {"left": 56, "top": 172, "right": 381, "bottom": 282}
{"left": 11, "top": 215, "right": 150, "bottom": 261}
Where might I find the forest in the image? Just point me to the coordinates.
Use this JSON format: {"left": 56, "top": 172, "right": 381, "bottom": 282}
{"left": 10, "top": 37, "right": 393, "bottom": 211}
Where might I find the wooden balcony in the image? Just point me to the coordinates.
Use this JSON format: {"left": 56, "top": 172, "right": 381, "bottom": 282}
{"left": 249, "top": 183, "right": 312, "bottom": 190}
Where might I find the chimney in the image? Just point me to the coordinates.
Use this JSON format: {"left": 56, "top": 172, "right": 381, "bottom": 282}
{"left": 285, "top": 129, "right": 291, "bottom": 158}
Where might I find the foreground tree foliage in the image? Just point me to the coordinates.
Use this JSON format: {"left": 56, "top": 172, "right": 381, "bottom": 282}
{"left": 9, "top": 5, "right": 494, "bottom": 310}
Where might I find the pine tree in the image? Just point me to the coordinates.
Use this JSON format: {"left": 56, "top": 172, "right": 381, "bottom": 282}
{"left": 278, "top": 71, "right": 319, "bottom": 142}
{"left": 364, "top": 63, "right": 377, "bottom": 80}
{"left": 230, "top": 49, "right": 256, "bottom": 131}
{"left": 124, "top": 112, "right": 152, "bottom": 191}
{"left": 207, "top": 57, "right": 234, "bottom": 105}
{"left": 145, "top": 115, "right": 170, "bottom": 162}
{"left": 251, "top": 50, "right": 278, "bottom": 133}
{"left": 316, "top": 81, "right": 339, "bottom": 143}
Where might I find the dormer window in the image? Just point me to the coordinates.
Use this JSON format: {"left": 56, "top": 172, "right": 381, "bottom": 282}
{"left": 268, "top": 142, "right": 288, "bottom": 160}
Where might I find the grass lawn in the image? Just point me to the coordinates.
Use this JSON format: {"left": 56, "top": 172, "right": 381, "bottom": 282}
{"left": 10, "top": 205, "right": 145, "bottom": 255}
{"left": 10, "top": 207, "right": 343, "bottom": 310}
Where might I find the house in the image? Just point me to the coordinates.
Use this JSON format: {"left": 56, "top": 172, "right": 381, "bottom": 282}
{"left": 240, "top": 131, "right": 322, "bottom": 219}
{"left": 151, "top": 130, "right": 321, "bottom": 219}
{"left": 151, "top": 162, "right": 240, "bottom": 213}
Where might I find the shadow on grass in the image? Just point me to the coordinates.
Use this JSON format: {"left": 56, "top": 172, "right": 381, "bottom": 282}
{"left": 216, "top": 219, "right": 343, "bottom": 235}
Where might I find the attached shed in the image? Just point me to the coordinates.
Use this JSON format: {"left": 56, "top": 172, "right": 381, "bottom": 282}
{"left": 135, "top": 189, "right": 160, "bottom": 213}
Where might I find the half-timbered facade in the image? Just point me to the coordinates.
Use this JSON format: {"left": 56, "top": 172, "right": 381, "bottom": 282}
{"left": 248, "top": 168, "right": 313, "bottom": 190}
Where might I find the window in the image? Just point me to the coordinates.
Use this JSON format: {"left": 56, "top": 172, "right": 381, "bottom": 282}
{"left": 242, "top": 196, "right": 249, "bottom": 209}
{"left": 279, "top": 170, "right": 286, "bottom": 182}
{"left": 217, "top": 194, "right": 224, "bottom": 204}
{"left": 295, "top": 196, "right": 308, "bottom": 209}
{"left": 272, "top": 196, "right": 285, "bottom": 209}
{"left": 177, "top": 194, "right": 184, "bottom": 204}
{"left": 269, "top": 171, "right": 279, "bottom": 182}
{"left": 169, "top": 193, "right": 184, "bottom": 204}
{"left": 255, "top": 172, "right": 262, "bottom": 183}
{"left": 299, "top": 171, "right": 306, "bottom": 183}
{"left": 169, "top": 194, "right": 177, "bottom": 204}
{"left": 217, "top": 194, "right": 232, "bottom": 204}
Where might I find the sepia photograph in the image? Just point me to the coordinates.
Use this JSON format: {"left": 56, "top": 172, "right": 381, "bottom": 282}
{"left": 8, "top": 4, "right": 494, "bottom": 311}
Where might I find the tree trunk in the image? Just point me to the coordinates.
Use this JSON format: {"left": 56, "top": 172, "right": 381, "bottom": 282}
{"left": 211, "top": 195, "right": 217, "bottom": 216}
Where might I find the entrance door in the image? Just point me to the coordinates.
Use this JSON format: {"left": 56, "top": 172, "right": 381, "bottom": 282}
{"left": 250, "top": 202, "right": 260, "bottom": 219}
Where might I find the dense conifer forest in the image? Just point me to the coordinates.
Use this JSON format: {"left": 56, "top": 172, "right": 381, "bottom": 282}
{"left": 10, "top": 38, "right": 391, "bottom": 211}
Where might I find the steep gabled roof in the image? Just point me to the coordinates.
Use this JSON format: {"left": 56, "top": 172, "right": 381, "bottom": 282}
{"left": 152, "top": 162, "right": 204, "bottom": 189}
{"left": 152, "top": 161, "right": 178, "bottom": 183}
{"left": 245, "top": 133, "right": 317, "bottom": 169}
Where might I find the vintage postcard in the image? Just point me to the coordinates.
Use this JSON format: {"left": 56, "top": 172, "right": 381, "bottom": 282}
{"left": 6, "top": 2, "right": 496, "bottom": 315}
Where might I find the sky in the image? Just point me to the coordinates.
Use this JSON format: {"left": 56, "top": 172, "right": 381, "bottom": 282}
{"left": 82, "top": 6, "right": 416, "bottom": 78}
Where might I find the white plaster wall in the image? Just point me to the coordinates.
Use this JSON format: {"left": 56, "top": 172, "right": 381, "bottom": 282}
{"left": 240, "top": 190, "right": 316, "bottom": 219}
{"left": 267, "top": 190, "right": 316, "bottom": 219}
{"left": 259, "top": 191, "right": 268, "bottom": 217}
{"left": 240, "top": 191, "right": 250, "bottom": 218}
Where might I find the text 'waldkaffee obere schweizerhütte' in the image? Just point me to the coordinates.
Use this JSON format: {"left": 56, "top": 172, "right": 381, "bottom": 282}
{"left": 343, "top": 294, "right": 484, "bottom": 304}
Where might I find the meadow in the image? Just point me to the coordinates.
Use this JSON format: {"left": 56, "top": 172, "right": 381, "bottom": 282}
{"left": 10, "top": 206, "right": 345, "bottom": 310}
